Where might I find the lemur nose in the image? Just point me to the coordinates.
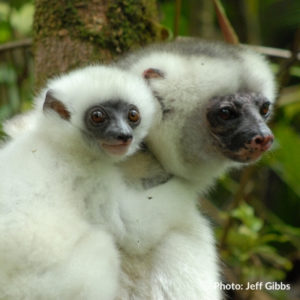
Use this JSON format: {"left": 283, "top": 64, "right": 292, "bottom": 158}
{"left": 250, "top": 134, "right": 274, "bottom": 151}
{"left": 117, "top": 134, "right": 133, "bottom": 143}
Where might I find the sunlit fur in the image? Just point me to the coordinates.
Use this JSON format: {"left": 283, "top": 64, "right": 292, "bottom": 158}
{"left": 2, "top": 40, "right": 276, "bottom": 300}
{"left": 0, "top": 65, "right": 156, "bottom": 300}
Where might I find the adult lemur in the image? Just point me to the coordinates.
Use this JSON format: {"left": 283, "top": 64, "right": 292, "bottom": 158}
{"left": 2, "top": 39, "right": 276, "bottom": 300}
{"left": 117, "top": 39, "right": 276, "bottom": 191}
{"left": 116, "top": 39, "right": 275, "bottom": 299}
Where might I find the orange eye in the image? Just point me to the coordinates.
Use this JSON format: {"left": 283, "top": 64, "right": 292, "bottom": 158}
{"left": 128, "top": 108, "right": 140, "bottom": 123}
{"left": 91, "top": 110, "right": 106, "bottom": 123}
{"left": 260, "top": 102, "right": 270, "bottom": 117}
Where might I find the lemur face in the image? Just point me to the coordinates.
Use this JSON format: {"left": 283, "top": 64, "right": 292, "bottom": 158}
{"left": 84, "top": 100, "right": 141, "bottom": 156}
{"left": 206, "top": 93, "right": 274, "bottom": 163}
{"left": 43, "top": 90, "right": 148, "bottom": 160}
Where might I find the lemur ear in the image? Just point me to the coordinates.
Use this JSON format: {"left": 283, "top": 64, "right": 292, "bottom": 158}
{"left": 43, "top": 90, "right": 71, "bottom": 121}
{"left": 143, "top": 68, "right": 165, "bottom": 80}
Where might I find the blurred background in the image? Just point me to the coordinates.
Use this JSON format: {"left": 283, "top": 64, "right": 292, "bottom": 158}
{"left": 0, "top": 0, "right": 299, "bottom": 299}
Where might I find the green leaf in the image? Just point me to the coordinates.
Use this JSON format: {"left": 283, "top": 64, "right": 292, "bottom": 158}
{"left": 231, "top": 203, "right": 263, "bottom": 232}
{"left": 266, "top": 125, "right": 300, "bottom": 197}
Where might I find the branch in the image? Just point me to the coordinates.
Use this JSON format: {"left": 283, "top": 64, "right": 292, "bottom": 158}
{"left": 219, "top": 165, "right": 257, "bottom": 250}
{"left": 199, "top": 197, "right": 224, "bottom": 225}
{"left": 212, "top": 0, "right": 239, "bottom": 45}
{"left": 276, "top": 29, "right": 300, "bottom": 91}
{"left": 0, "top": 38, "right": 32, "bottom": 53}
{"left": 1, "top": 37, "right": 299, "bottom": 62}
{"left": 176, "top": 36, "right": 299, "bottom": 60}
{"left": 246, "top": 44, "right": 300, "bottom": 60}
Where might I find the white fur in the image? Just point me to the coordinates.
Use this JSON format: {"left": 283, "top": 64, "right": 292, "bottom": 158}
{"left": 0, "top": 65, "right": 156, "bottom": 299}
{"left": 1, "top": 41, "right": 276, "bottom": 300}
{"left": 119, "top": 42, "right": 276, "bottom": 188}
{"left": 115, "top": 178, "right": 221, "bottom": 299}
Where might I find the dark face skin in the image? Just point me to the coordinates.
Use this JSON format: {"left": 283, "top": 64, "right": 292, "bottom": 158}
{"left": 85, "top": 100, "right": 140, "bottom": 140}
{"left": 84, "top": 100, "right": 141, "bottom": 156}
{"left": 206, "top": 93, "right": 274, "bottom": 163}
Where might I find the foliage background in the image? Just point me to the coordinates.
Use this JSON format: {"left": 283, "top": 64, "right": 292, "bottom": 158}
{"left": 0, "top": 0, "right": 299, "bottom": 299}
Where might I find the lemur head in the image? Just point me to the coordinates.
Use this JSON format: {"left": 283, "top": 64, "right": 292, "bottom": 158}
{"left": 205, "top": 92, "right": 273, "bottom": 162}
{"left": 39, "top": 65, "right": 155, "bottom": 161}
{"left": 119, "top": 40, "right": 276, "bottom": 181}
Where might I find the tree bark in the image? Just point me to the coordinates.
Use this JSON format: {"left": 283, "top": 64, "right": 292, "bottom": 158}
{"left": 33, "top": 0, "right": 162, "bottom": 90}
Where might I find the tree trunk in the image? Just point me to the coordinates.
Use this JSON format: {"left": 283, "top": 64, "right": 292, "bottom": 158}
{"left": 33, "top": 0, "right": 162, "bottom": 90}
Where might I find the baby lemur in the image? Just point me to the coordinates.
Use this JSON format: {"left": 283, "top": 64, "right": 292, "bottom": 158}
{"left": 0, "top": 65, "right": 156, "bottom": 299}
